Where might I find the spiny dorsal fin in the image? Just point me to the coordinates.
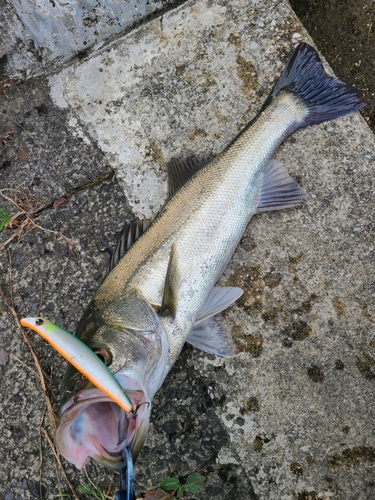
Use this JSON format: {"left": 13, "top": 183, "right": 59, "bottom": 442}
{"left": 106, "top": 219, "right": 150, "bottom": 276}
{"left": 256, "top": 159, "right": 308, "bottom": 213}
{"left": 167, "top": 156, "right": 209, "bottom": 198}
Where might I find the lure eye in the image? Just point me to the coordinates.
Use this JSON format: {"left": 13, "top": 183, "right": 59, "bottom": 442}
{"left": 92, "top": 347, "right": 112, "bottom": 367}
{"left": 36, "top": 318, "right": 44, "bottom": 325}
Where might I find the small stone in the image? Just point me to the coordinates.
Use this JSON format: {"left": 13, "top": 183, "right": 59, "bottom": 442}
{"left": 292, "top": 32, "right": 303, "bottom": 44}
{"left": 281, "top": 338, "right": 293, "bottom": 348}
{"left": 0, "top": 347, "right": 9, "bottom": 366}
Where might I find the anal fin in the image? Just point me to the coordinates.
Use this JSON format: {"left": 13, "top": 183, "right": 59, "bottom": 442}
{"left": 257, "top": 159, "right": 308, "bottom": 213}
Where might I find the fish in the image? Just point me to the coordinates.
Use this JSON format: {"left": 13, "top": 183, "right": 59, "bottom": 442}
{"left": 22, "top": 42, "right": 364, "bottom": 471}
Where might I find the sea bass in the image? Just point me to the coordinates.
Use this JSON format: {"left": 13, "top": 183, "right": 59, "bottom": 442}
{"left": 26, "top": 43, "right": 364, "bottom": 470}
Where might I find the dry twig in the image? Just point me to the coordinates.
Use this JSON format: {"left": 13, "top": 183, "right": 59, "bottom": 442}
{"left": 0, "top": 263, "right": 57, "bottom": 430}
{"left": 9, "top": 352, "right": 40, "bottom": 379}
{"left": 1, "top": 112, "right": 42, "bottom": 149}
{"left": 0, "top": 257, "right": 79, "bottom": 500}
{"left": 105, "top": 475, "right": 115, "bottom": 498}
{"left": 39, "top": 407, "right": 46, "bottom": 500}
{"left": 0, "top": 188, "right": 78, "bottom": 257}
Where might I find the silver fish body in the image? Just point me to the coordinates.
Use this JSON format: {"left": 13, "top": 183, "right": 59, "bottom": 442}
{"left": 55, "top": 43, "right": 364, "bottom": 469}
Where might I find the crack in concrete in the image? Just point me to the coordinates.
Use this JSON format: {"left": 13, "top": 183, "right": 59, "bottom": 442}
{"left": 20, "top": 0, "right": 192, "bottom": 81}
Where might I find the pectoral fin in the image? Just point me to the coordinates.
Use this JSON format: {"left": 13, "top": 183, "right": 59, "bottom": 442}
{"left": 194, "top": 286, "right": 243, "bottom": 324}
{"left": 160, "top": 244, "right": 180, "bottom": 318}
{"left": 256, "top": 159, "right": 308, "bottom": 213}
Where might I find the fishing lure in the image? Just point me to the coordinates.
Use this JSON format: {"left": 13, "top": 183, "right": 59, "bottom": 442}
{"left": 20, "top": 317, "right": 134, "bottom": 413}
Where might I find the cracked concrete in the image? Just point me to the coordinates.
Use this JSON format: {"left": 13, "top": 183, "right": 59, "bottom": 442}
{"left": 1, "top": 0, "right": 375, "bottom": 499}
{"left": 1, "top": 0, "right": 182, "bottom": 78}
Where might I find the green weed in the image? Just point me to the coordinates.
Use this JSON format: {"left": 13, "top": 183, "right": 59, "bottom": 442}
{"left": 56, "top": 483, "right": 106, "bottom": 499}
{"left": 0, "top": 208, "right": 10, "bottom": 231}
{"left": 145, "top": 472, "right": 206, "bottom": 498}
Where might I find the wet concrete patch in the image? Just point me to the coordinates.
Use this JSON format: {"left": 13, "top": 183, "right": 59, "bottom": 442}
{"left": 0, "top": 176, "right": 132, "bottom": 498}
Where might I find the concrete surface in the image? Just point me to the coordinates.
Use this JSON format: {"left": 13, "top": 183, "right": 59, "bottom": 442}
{"left": 1, "top": 0, "right": 375, "bottom": 499}
{"left": 1, "top": 0, "right": 179, "bottom": 77}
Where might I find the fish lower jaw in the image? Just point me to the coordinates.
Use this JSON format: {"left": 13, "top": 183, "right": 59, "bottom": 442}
{"left": 56, "top": 386, "right": 150, "bottom": 470}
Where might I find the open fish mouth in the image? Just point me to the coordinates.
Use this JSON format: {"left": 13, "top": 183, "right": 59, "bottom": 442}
{"left": 56, "top": 386, "right": 150, "bottom": 469}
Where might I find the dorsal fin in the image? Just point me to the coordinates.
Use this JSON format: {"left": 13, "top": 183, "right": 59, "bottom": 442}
{"left": 106, "top": 219, "right": 150, "bottom": 275}
{"left": 167, "top": 156, "right": 209, "bottom": 198}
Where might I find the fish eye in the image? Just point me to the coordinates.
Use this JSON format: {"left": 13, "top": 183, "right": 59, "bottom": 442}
{"left": 36, "top": 318, "right": 44, "bottom": 325}
{"left": 92, "top": 347, "right": 112, "bottom": 366}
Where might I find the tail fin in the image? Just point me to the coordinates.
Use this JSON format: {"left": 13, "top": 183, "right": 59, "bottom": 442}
{"left": 272, "top": 43, "right": 365, "bottom": 127}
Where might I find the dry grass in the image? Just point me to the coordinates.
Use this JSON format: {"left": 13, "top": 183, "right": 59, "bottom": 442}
{"left": 0, "top": 187, "right": 78, "bottom": 257}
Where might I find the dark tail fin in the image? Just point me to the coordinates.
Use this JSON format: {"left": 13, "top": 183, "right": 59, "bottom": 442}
{"left": 272, "top": 43, "right": 365, "bottom": 127}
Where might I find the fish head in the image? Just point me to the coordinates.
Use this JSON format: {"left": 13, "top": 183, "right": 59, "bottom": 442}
{"left": 56, "top": 292, "right": 168, "bottom": 469}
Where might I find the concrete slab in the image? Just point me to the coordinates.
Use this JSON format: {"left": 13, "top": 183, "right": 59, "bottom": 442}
{"left": 1, "top": 0, "right": 375, "bottom": 499}
{"left": 1, "top": 0, "right": 180, "bottom": 77}
{"left": 0, "top": 79, "right": 112, "bottom": 205}
{"left": 49, "top": 0, "right": 301, "bottom": 219}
